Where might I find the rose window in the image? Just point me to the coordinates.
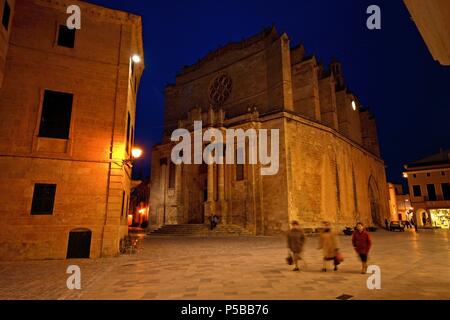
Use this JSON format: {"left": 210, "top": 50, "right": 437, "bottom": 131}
{"left": 209, "top": 74, "right": 232, "bottom": 106}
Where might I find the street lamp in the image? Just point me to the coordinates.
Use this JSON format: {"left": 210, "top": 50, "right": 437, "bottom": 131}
{"left": 123, "top": 147, "right": 143, "bottom": 167}
{"left": 132, "top": 54, "right": 141, "bottom": 63}
{"left": 131, "top": 147, "right": 143, "bottom": 159}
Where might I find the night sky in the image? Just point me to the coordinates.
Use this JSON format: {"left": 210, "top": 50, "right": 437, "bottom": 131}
{"left": 87, "top": 0, "right": 450, "bottom": 184}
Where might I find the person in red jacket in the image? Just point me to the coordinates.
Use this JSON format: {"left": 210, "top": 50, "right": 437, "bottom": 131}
{"left": 352, "top": 222, "right": 372, "bottom": 274}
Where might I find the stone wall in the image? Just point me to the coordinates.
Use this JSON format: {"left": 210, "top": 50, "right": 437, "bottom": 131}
{"left": 150, "top": 27, "right": 387, "bottom": 235}
{"left": 0, "top": 0, "right": 144, "bottom": 260}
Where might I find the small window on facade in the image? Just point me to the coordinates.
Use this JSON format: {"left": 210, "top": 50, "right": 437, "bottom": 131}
{"left": 31, "top": 184, "right": 56, "bottom": 215}
{"left": 235, "top": 148, "right": 244, "bottom": 181}
{"left": 169, "top": 162, "right": 176, "bottom": 188}
{"left": 442, "top": 183, "right": 450, "bottom": 200}
{"left": 236, "top": 164, "right": 244, "bottom": 181}
{"left": 2, "top": 0, "right": 10, "bottom": 31}
{"left": 441, "top": 171, "right": 446, "bottom": 176}
{"left": 57, "top": 25, "right": 76, "bottom": 48}
{"left": 131, "top": 126, "right": 134, "bottom": 149}
{"left": 427, "top": 173, "right": 431, "bottom": 177}
{"left": 120, "top": 191, "right": 125, "bottom": 217}
{"left": 413, "top": 174, "right": 416, "bottom": 178}
{"left": 125, "top": 112, "right": 131, "bottom": 154}
{"left": 412, "top": 185, "right": 421, "bottom": 197}
{"left": 39, "top": 90, "right": 73, "bottom": 139}
{"left": 426, "top": 184, "right": 437, "bottom": 201}
{"left": 124, "top": 195, "right": 130, "bottom": 217}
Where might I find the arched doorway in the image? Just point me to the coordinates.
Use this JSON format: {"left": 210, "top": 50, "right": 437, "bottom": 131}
{"left": 368, "top": 176, "right": 381, "bottom": 226}
{"left": 416, "top": 209, "right": 429, "bottom": 227}
{"left": 66, "top": 229, "right": 92, "bottom": 259}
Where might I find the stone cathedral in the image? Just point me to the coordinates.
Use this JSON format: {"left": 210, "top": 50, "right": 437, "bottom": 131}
{"left": 150, "top": 27, "right": 389, "bottom": 235}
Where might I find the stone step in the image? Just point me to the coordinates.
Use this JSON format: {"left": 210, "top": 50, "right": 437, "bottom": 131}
{"left": 148, "top": 224, "right": 253, "bottom": 236}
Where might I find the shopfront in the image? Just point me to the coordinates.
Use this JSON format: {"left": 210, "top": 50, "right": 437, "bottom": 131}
{"left": 430, "top": 209, "right": 450, "bottom": 229}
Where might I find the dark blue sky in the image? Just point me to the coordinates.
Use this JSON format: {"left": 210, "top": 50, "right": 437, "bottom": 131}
{"left": 88, "top": 0, "right": 450, "bottom": 183}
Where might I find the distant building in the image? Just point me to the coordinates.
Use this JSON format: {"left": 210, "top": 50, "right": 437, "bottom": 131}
{"left": 130, "top": 178, "right": 150, "bottom": 228}
{"left": 404, "top": 149, "right": 450, "bottom": 229}
{"left": 403, "top": 0, "right": 450, "bottom": 66}
{"left": 0, "top": 0, "right": 144, "bottom": 259}
{"left": 387, "top": 183, "right": 413, "bottom": 222}
{"left": 150, "top": 27, "right": 389, "bottom": 234}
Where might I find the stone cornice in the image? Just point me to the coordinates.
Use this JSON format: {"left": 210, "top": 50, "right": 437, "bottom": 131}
{"left": 34, "top": 0, "right": 142, "bottom": 26}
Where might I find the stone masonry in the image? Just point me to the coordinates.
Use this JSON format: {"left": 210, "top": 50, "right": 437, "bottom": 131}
{"left": 0, "top": 0, "right": 144, "bottom": 260}
{"left": 150, "top": 27, "right": 390, "bottom": 235}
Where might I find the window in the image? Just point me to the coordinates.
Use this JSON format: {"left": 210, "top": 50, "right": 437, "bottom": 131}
{"left": 125, "top": 112, "right": 131, "bottom": 154}
{"left": 413, "top": 174, "right": 416, "bottom": 178}
{"left": 427, "top": 184, "right": 437, "bottom": 201}
{"left": 427, "top": 173, "right": 431, "bottom": 177}
{"left": 2, "top": 0, "right": 10, "bottom": 30}
{"left": 236, "top": 147, "right": 244, "bottom": 181}
{"left": 199, "top": 163, "right": 207, "bottom": 174}
{"left": 131, "top": 126, "right": 134, "bottom": 149}
{"left": 120, "top": 191, "right": 125, "bottom": 217}
{"left": 39, "top": 90, "right": 73, "bottom": 139}
{"left": 412, "top": 185, "right": 421, "bottom": 197}
{"left": 236, "top": 164, "right": 244, "bottom": 181}
{"left": 442, "top": 172, "right": 446, "bottom": 176}
{"left": 442, "top": 183, "right": 450, "bottom": 200}
{"left": 31, "top": 184, "right": 56, "bottom": 215}
{"left": 57, "top": 25, "right": 76, "bottom": 48}
{"left": 168, "top": 162, "right": 176, "bottom": 188}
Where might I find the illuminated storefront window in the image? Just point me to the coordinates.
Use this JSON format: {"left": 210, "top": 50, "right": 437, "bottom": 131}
{"left": 430, "top": 209, "right": 450, "bottom": 229}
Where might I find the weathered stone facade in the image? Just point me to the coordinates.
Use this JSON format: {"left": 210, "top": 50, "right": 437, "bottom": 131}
{"left": 150, "top": 27, "right": 389, "bottom": 234}
{"left": 0, "top": 0, "right": 144, "bottom": 259}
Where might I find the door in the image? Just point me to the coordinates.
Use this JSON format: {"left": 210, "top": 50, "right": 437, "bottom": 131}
{"left": 67, "top": 229, "right": 92, "bottom": 259}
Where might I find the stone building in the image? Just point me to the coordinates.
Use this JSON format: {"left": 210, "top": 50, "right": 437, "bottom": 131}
{"left": 387, "top": 182, "right": 413, "bottom": 223}
{"left": 0, "top": 0, "right": 144, "bottom": 259}
{"left": 404, "top": 0, "right": 450, "bottom": 66}
{"left": 404, "top": 149, "right": 450, "bottom": 229}
{"left": 150, "top": 27, "right": 389, "bottom": 235}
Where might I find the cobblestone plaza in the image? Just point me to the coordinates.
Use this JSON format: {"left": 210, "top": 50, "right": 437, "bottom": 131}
{"left": 0, "top": 229, "right": 448, "bottom": 300}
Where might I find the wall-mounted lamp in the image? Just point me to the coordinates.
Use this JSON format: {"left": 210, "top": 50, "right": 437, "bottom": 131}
{"left": 123, "top": 147, "right": 143, "bottom": 167}
{"left": 132, "top": 54, "right": 141, "bottom": 63}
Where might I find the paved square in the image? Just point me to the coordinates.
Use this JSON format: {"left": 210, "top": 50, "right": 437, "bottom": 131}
{"left": 0, "top": 229, "right": 449, "bottom": 300}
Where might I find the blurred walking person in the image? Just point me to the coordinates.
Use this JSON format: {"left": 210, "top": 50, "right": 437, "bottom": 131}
{"left": 352, "top": 222, "right": 372, "bottom": 274}
{"left": 287, "top": 220, "right": 306, "bottom": 271}
{"left": 318, "top": 221, "right": 340, "bottom": 272}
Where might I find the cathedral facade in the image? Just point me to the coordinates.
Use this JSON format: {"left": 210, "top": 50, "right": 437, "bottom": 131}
{"left": 150, "top": 27, "right": 389, "bottom": 234}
